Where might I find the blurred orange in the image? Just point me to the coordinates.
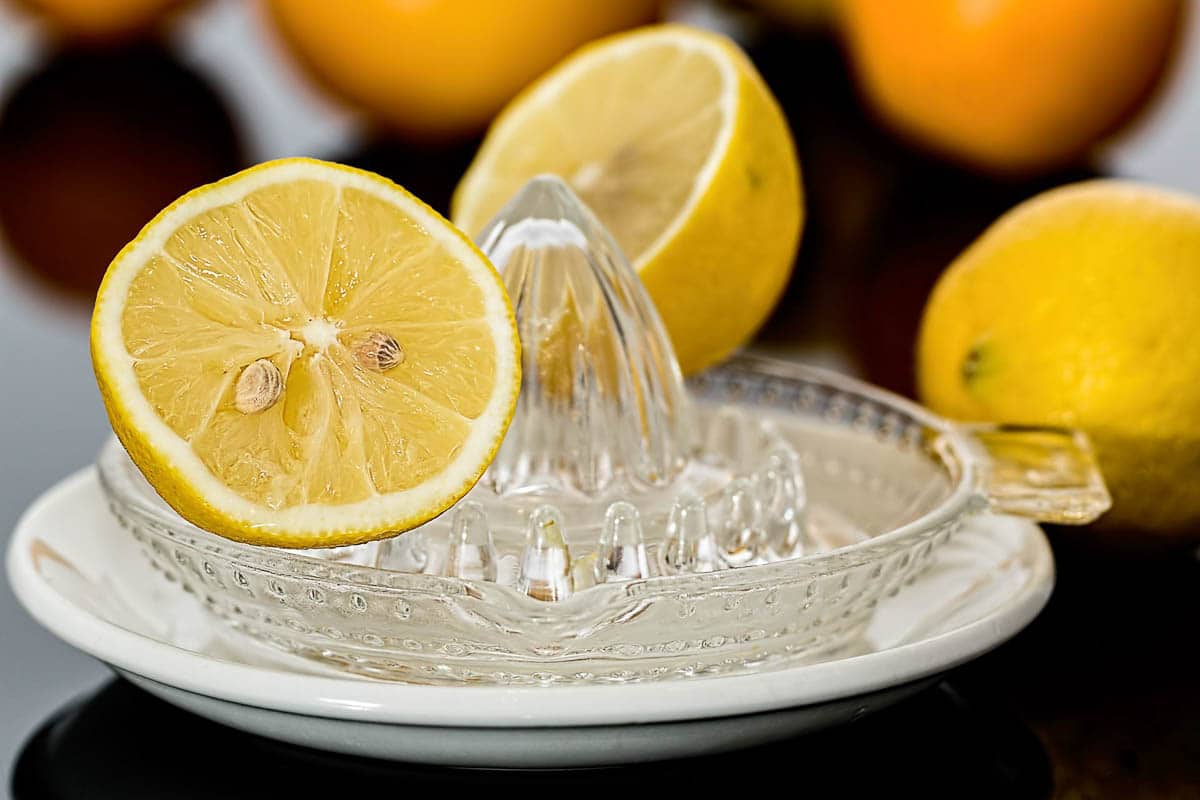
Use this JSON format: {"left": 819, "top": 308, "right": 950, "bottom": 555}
{"left": 14, "top": 0, "right": 186, "bottom": 41}
{"left": 264, "top": 0, "right": 660, "bottom": 140}
{"left": 0, "top": 45, "right": 242, "bottom": 301}
{"left": 840, "top": 0, "right": 1183, "bottom": 174}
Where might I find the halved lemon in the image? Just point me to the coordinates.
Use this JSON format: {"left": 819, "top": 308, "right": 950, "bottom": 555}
{"left": 452, "top": 24, "right": 802, "bottom": 374}
{"left": 91, "top": 158, "right": 520, "bottom": 548}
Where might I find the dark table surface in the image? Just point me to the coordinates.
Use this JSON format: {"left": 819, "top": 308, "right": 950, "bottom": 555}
{"left": 2, "top": 2, "right": 1199, "bottom": 797}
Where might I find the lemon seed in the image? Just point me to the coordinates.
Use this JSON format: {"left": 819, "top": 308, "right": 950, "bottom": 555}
{"left": 354, "top": 331, "right": 404, "bottom": 371}
{"left": 234, "top": 359, "right": 283, "bottom": 414}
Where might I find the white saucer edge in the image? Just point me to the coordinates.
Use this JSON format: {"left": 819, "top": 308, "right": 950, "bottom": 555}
{"left": 116, "top": 671, "right": 942, "bottom": 767}
{"left": 7, "top": 467, "right": 1055, "bottom": 729}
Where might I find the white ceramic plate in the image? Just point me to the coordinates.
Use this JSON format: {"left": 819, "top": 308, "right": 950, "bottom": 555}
{"left": 8, "top": 468, "right": 1054, "bottom": 768}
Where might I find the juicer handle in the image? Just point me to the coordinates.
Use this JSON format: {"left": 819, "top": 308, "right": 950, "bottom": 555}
{"left": 960, "top": 423, "right": 1112, "bottom": 524}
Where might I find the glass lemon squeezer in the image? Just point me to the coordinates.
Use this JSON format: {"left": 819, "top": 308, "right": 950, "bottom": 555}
{"left": 100, "top": 177, "right": 1109, "bottom": 685}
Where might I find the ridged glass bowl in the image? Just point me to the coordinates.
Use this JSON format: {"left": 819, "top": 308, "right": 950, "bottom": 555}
{"left": 99, "top": 354, "right": 1108, "bottom": 685}
{"left": 97, "top": 175, "right": 1108, "bottom": 685}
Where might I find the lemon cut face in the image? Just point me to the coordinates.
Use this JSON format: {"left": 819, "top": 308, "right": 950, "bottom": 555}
{"left": 92, "top": 158, "right": 520, "bottom": 547}
{"left": 454, "top": 27, "right": 732, "bottom": 262}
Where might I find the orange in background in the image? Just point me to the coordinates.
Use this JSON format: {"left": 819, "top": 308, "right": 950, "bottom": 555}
{"left": 840, "top": 0, "right": 1184, "bottom": 174}
{"left": 0, "top": 45, "right": 243, "bottom": 302}
{"left": 264, "top": 0, "right": 660, "bottom": 141}
{"left": 13, "top": 0, "right": 186, "bottom": 41}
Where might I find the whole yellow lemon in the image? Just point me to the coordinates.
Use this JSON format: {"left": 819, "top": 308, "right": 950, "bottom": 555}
{"left": 918, "top": 181, "right": 1200, "bottom": 539}
{"left": 264, "top": 0, "right": 659, "bottom": 140}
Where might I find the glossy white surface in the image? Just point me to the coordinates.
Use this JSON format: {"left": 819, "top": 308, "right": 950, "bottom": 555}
{"left": 9, "top": 468, "right": 1053, "bottom": 766}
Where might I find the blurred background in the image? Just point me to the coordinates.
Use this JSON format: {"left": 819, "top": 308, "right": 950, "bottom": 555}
{"left": 1, "top": 0, "right": 1198, "bottom": 795}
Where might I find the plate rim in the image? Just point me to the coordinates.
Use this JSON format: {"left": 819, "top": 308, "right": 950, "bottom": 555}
{"left": 7, "top": 467, "right": 1054, "bottom": 729}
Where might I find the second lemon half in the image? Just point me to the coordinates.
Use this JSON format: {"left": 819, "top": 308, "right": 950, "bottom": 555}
{"left": 452, "top": 25, "right": 803, "bottom": 375}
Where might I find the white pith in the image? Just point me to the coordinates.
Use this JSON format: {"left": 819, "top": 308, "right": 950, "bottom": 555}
{"left": 296, "top": 317, "right": 342, "bottom": 351}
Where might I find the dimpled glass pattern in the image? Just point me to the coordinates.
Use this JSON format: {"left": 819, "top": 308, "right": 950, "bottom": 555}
{"left": 98, "top": 178, "right": 1108, "bottom": 685}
